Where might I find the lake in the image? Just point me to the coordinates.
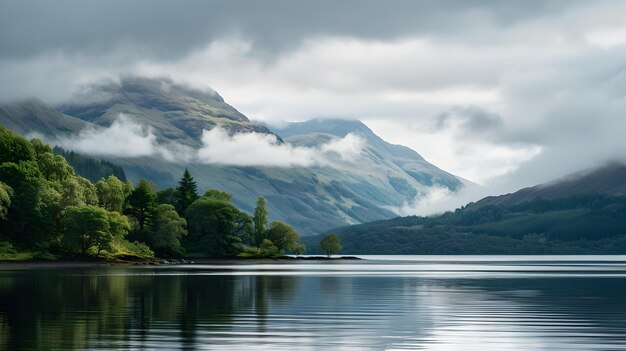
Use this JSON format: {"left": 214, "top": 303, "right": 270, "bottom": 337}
{"left": 1, "top": 255, "right": 626, "bottom": 350}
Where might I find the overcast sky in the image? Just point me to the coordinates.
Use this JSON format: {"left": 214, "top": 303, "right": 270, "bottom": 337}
{"left": 2, "top": 0, "right": 626, "bottom": 193}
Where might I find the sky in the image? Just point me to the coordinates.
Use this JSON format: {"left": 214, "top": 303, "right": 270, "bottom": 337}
{"left": 2, "top": 0, "right": 626, "bottom": 194}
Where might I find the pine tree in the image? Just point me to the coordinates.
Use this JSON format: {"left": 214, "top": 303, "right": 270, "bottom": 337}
{"left": 253, "top": 196, "right": 268, "bottom": 247}
{"left": 127, "top": 179, "right": 156, "bottom": 235}
{"left": 176, "top": 168, "right": 198, "bottom": 215}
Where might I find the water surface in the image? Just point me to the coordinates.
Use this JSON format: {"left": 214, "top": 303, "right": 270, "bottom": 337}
{"left": 1, "top": 255, "right": 626, "bottom": 350}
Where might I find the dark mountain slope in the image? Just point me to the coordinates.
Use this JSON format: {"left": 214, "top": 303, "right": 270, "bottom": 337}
{"left": 0, "top": 99, "right": 88, "bottom": 136}
{"left": 474, "top": 163, "right": 626, "bottom": 208}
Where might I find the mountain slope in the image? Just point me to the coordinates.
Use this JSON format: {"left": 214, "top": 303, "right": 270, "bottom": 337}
{"left": 0, "top": 99, "right": 88, "bottom": 137}
{"left": 307, "top": 162, "right": 626, "bottom": 253}
{"left": 0, "top": 76, "right": 464, "bottom": 236}
{"left": 58, "top": 76, "right": 276, "bottom": 146}
{"left": 473, "top": 163, "right": 626, "bottom": 208}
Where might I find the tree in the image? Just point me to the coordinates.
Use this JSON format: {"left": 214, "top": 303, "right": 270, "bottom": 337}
{"left": 253, "top": 196, "right": 268, "bottom": 247}
{"left": 0, "top": 161, "right": 46, "bottom": 244}
{"left": 96, "top": 175, "right": 127, "bottom": 212}
{"left": 265, "top": 221, "right": 302, "bottom": 254}
{"left": 0, "top": 182, "right": 12, "bottom": 220}
{"left": 61, "top": 205, "right": 111, "bottom": 255}
{"left": 59, "top": 176, "right": 98, "bottom": 208}
{"left": 176, "top": 169, "right": 198, "bottom": 215}
{"left": 0, "top": 126, "right": 35, "bottom": 164}
{"left": 204, "top": 189, "right": 232, "bottom": 202}
{"left": 319, "top": 234, "right": 342, "bottom": 257}
{"left": 34, "top": 150, "right": 74, "bottom": 182}
{"left": 185, "top": 197, "right": 246, "bottom": 257}
{"left": 126, "top": 179, "right": 156, "bottom": 235}
{"left": 156, "top": 187, "right": 178, "bottom": 207}
{"left": 149, "top": 204, "right": 187, "bottom": 257}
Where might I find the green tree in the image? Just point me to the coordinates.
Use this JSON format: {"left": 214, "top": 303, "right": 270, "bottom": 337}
{"left": 185, "top": 197, "right": 247, "bottom": 257}
{"left": 61, "top": 205, "right": 111, "bottom": 255}
{"left": 253, "top": 196, "right": 268, "bottom": 247}
{"left": 266, "top": 221, "right": 302, "bottom": 254}
{"left": 126, "top": 179, "right": 156, "bottom": 235}
{"left": 176, "top": 169, "right": 198, "bottom": 215}
{"left": 0, "top": 182, "right": 12, "bottom": 220}
{"left": 96, "top": 175, "right": 127, "bottom": 212}
{"left": 0, "top": 126, "right": 35, "bottom": 164}
{"left": 0, "top": 161, "right": 45, "bottom": 244}
{"left": 59, "top": 176, "right": 98, "bottom": 208}
{"left": 319, "top": 234, "right": 342, "bottom": 257}
{"left": 203, "top": 189, "right": 232, "bottom": 202}
{"left": 34, "top": 149, "right": 74, "bottom": 182}
{"left": 150, "top": 204, "right": 187, "bottom": 257}
{"left": 156, "top": 187, "right": 178, "bottom": 206}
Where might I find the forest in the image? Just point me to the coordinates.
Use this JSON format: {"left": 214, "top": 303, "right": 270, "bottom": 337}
{"left": 306, "top": 192, "right": 626, "bottom": 254}
{"left": 0, "top": 126, "right": 304, "bottom": 260}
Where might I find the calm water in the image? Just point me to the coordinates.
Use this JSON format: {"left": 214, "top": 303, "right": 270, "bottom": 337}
{"left": 1, "top": 256, "right": 626, "bottom": 350}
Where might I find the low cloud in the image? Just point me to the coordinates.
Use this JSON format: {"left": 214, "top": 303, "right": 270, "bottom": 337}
{"left": 49, "top": 115, "right": 365, "bottom": 167}
{"left": 389, "top": 183, "right": 490, "bottom": 217}
{"left": 53, "top": 115, "right": 158, "bottom": 157}
{"left": 197, "top": 126, "right": 365, "bottom": 167}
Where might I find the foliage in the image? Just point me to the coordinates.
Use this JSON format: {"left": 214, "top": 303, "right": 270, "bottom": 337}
{"left": 156, "top": 187, "right": 178, "bottom": 207}
{"left": 53, "top": 146, "right": 127, "bottom": 182}
{"left": 265, "top": 221, "right": 303, "bottom": 254}
{"left": 0, "top": 161, "right": 47, "bottom": 244}
{"left": 61, "top": 206, "right": 114, "bottom": 255}
{"left": 96, "top": 175, "right": 127, "bottom": 213}
{"left": 185, "top": 197, "right": 251, "bottom": 257}
{"left": 126, "top": 179, "right": 156, "bottom": 236}
{"left": 204, "top": 189, "right": 232, "bottom": 202}
{"left": 176, "top": 168, "right": 198, "bottom": 215}
{"left": 319, "top": 233, "right": 342, "bottom": 257}
{"left": 258, "top": 239, "right": 280, "bottom": 258}
{"left": 149, "top": 204, "right": 187, "bottom": 257}
{"left": 253, "top": 196, "right": 268, "bottom": 247}
{"left": 0, "top": 128, "right": 300, "bottom": 260}
{"left": 0, "top": 126, "right": 35, "bottom": 164}
{"left": 0, "top": 182, "right": 12, "bottom": 220}
{"left": 307, "top": 193, "right": 626, "bottom": 255}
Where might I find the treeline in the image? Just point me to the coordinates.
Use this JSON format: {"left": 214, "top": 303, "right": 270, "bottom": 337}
{"left": 0, "top": 126, "right": 304, "bottom": 260}
{"left": 53, "top": 146, "right": 127, "bottom": 182}
{"left": 309, "top": 193, "right": 626, "bottom": 254}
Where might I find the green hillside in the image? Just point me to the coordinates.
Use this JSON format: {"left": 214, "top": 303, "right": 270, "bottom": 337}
{"left": 304, "top": 190, "right": 626, "bottom": 254}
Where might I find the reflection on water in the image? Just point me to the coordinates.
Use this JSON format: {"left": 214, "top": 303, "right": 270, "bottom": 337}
{"left": 1, "top": 256, "right": 626, "bottom": 350}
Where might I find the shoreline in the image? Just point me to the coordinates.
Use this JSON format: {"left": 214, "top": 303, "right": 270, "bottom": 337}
{"left": 0, "top": 255, "right": 362, "bottom": 269}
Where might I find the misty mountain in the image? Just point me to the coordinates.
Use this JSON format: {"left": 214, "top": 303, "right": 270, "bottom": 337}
{"left": 58, "top": 76, "right": 276, "bottom": 145}
{"left": 472, "top": 163, "right": 626, "bottom": 208}
{"left": 308, "top": 162, "right": 626, "bottom": 254}
{"left": 0, "top": 76, "right": 463, "bottom": 236}
{"left": 0, "top": 99, "right": 88, "bottom": 137}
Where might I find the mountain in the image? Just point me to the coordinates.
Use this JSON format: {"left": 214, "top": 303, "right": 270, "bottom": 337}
{"left": 307, "top": 162, "right": 626, "bottom": 254}
{"left": 0, "top": 76, "right": 464, "bottom": 236}
{"left": 58, "top": 76, "right": 276, "bottom": 146}
{"left": 473, "top": 163, "right": 626, "bottom": 208}
{"left": 276, "top": 119, "right": 461, "bottom": 190}
{"left": 0, "top": 99, "right": 88, "bottom": 137}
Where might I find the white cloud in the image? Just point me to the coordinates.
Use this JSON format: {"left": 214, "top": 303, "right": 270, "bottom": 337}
{"left": 48, "top": 115, "right": 366, "bottom": 167}
{"left": 197, "top": 127, "right": 365, "bottom": 167}
{"left": 389, "top": 184, "right": 489, "bottom": 217}
{"left": 54, "top": 115, "right": 157, "bottom": 157}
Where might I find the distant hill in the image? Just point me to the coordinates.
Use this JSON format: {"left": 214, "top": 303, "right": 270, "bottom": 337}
{"left": 0, "top": 76, "right": 464, "bottom": 236}
{"left": 306, "top": 162, "right": 626, "bottom": 254}
{"left": 473, "top": 163, "right": 626, "bottom": 208}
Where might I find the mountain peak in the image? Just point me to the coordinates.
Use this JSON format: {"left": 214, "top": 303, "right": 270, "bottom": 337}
{"left": 54, "top": 76, "right": 274, "bottom": 145}
{"left": 275, "top": 118, "right": 374, "bottom": 139}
